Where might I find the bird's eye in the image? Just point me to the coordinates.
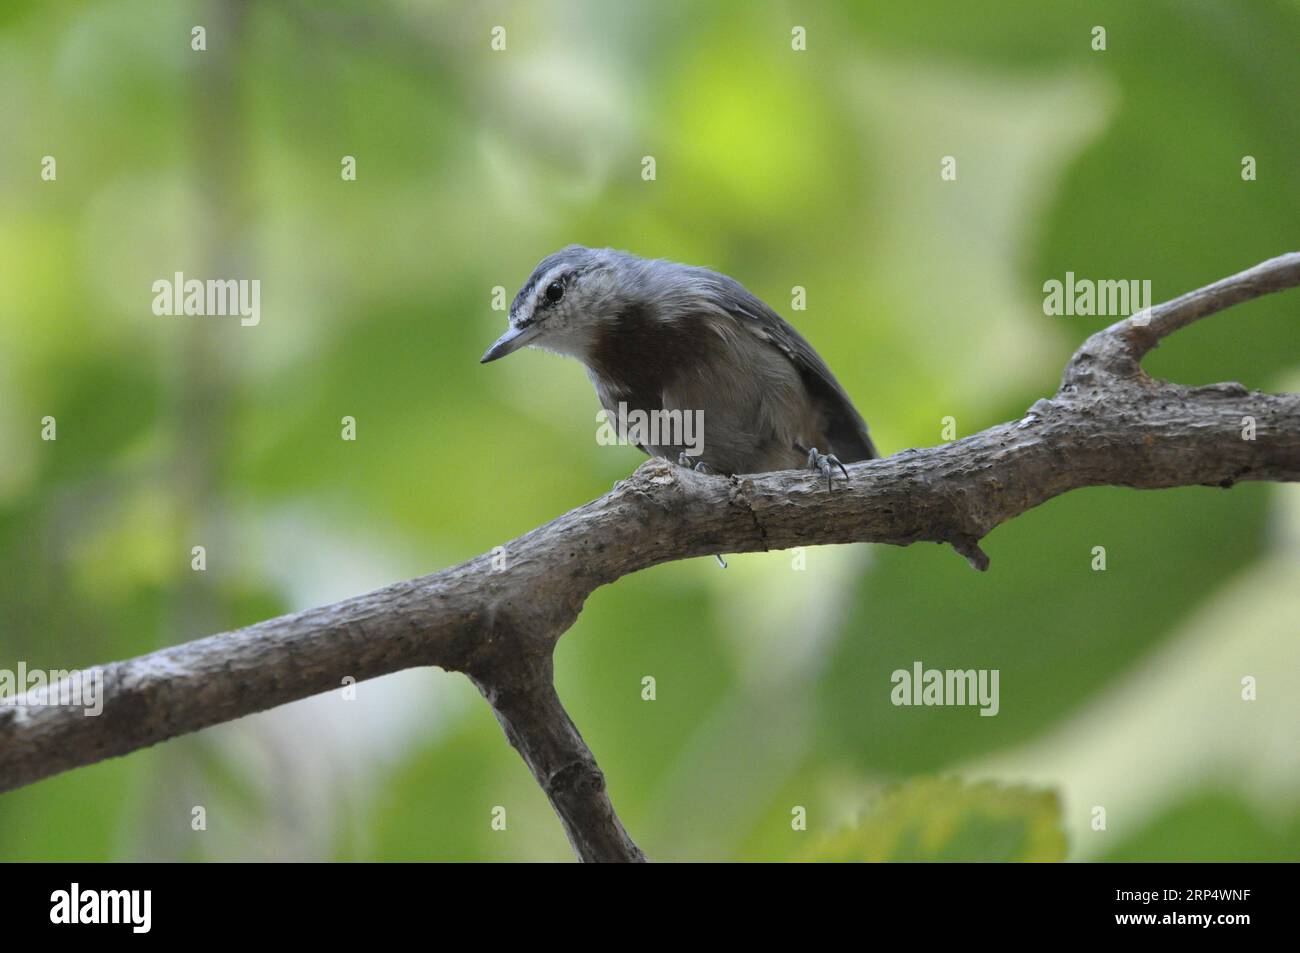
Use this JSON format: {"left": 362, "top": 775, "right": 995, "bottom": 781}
{"left": 545, "top": 281, "right": 564, "bottom": 304}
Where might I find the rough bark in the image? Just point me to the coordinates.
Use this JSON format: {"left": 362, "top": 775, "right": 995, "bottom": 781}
{"left": 2, "top": 253, "right": 1298, "bottom": 862}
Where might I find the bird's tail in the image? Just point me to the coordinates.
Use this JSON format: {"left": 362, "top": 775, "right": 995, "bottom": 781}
{"left": 831, "top": 424, "right": 878, "bottom": 463}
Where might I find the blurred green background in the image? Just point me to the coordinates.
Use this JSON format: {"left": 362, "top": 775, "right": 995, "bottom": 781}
{"left": 1, "top": 0, "right": 1297, "bottom": 862}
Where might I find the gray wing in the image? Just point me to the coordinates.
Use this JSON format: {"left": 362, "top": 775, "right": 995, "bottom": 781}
{"left": 700, "top": 271, "right": 878, "bottom": 462}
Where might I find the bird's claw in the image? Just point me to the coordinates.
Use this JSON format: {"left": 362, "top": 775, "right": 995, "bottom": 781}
{"left": 677, "top": 451, "right": 713, "bottom": 474}
{"left": 806, "top": 447, "right": 848, "bottom": 491}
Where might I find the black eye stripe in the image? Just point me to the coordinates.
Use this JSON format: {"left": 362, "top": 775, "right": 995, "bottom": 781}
{"left": 518, "top": 265, "right": 584, "bottom": 318}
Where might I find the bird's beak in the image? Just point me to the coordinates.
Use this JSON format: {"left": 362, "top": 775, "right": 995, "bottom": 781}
{"left": 480, "top": 324, "right": 538, "bottom": 364}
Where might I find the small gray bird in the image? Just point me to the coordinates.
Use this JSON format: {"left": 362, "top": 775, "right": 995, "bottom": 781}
{"left": 481, "top": 246, "right": 878, "bottom": 486}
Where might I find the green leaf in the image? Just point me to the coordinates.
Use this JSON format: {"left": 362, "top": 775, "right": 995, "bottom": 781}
{"left": 806, "top": 777, "right": 1067, "bottom": 862}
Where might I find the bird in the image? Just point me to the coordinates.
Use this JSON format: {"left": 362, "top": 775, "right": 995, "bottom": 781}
{"left": 481, "top": 245, "right": 878, "bottom": 488}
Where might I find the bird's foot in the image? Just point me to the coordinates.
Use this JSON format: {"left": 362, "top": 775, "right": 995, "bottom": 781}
{"left": 806, "top": 447, "right": 849, "bottom": 492}
{"left": 677, "top": 451, "right": 714, "bottom": 474}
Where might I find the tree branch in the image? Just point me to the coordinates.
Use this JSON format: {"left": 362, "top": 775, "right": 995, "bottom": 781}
{"left": 2, "top": 253, "right": 1298, "bottom": 861}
